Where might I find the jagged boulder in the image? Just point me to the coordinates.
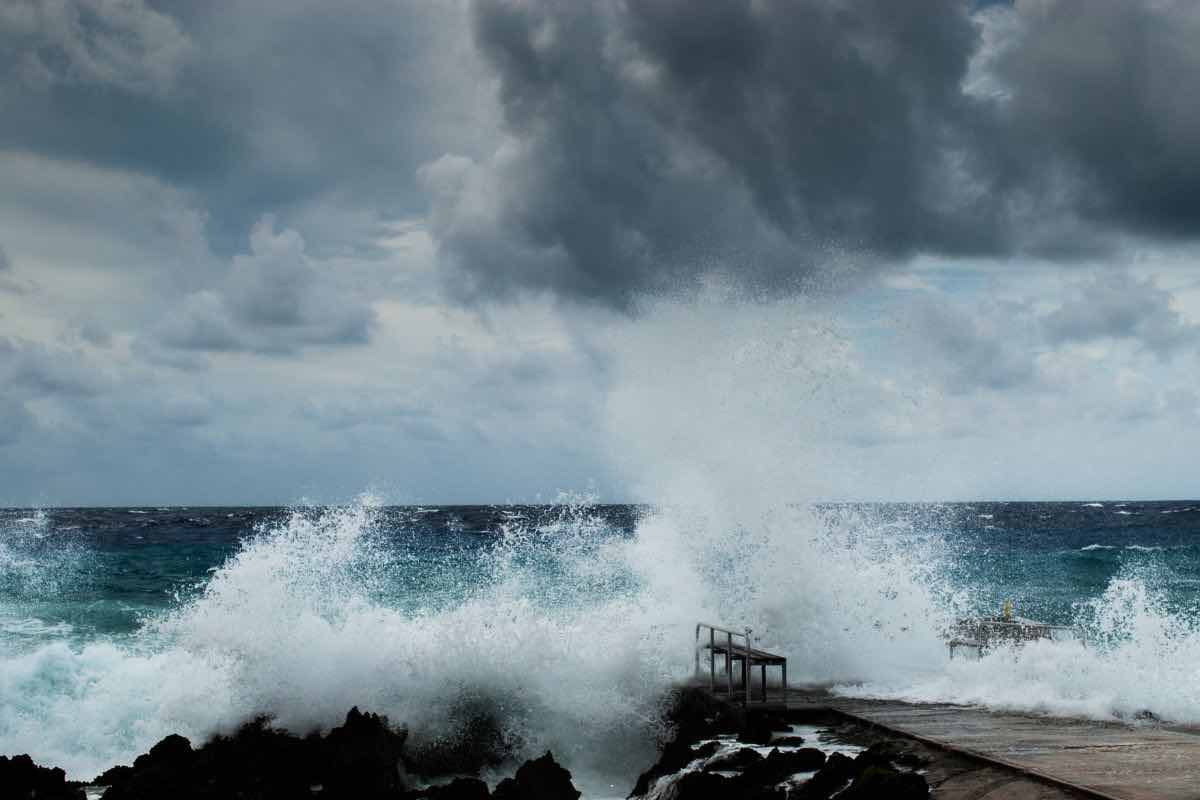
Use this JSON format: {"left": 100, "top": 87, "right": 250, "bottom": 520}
{"left": 492, "top": 752, "right": 579, "bottom": 800}
{"left": 0, "top": 754, "right": 85, "bottom": 800}
{"left": 630, "top": 737, "right": 708, "bottom": 797}
{"left": 853, "top": 739, "right": 929, "bottom": 771}
{"left": 702, "top": 747, "right": 763, "bottom": 772}
{"left": 739, "top": 746, "right": 826, "bottom": 786}
{"left": 769, "top": 736, "right": 806, "bottom": 748}
{"left": 406, "top": 700, "right": 516, "bottom": 777}
{"left": 321, "top": 707, "right": 409, "bottom": 797}
{"left": 793, "top": 751, "right": 856, "bottom": 799}
{"left": 839, "top": 764, "right": 929, "bottom": 800}
{"left": 736, "top": 714, "right": 790, "bottom": 746}
{"left": 417, "top": 776, "right": 492, "bottom": 800}
{"left": 97, "top": 708, "right": 408, "bottom": 800}
{"left": 657, "top": 770, "right": 734, "bottom": 800}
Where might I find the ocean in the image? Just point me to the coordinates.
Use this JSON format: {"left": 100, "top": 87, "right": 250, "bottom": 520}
{"left": 3, "top": 499, "right": 1200, "bottom": 793}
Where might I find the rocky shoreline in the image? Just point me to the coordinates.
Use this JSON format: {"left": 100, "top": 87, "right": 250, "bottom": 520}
{"left": 1, "top": 690, "right": 937, "bottom": 800}
{"left": 627, "top": 688, "right": 929, "bottom": 800}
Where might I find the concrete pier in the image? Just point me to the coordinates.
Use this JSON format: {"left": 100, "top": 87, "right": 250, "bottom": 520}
{"left": 819, "top": 697, "right": 1200, "bottom": 800}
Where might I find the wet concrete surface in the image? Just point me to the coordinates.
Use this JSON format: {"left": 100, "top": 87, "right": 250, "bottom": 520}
{"left": 822, "top": 697, "right": 1200, "bottom": 800}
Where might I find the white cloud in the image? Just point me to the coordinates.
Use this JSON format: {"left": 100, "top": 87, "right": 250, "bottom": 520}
{"left": 157, "top": 216, "right": 376, "bottom": 355}
{"left": 1042, "top": 270, "right": 1199, "bottom": 358}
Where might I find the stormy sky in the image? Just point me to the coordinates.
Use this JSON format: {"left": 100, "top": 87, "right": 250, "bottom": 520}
{"left": 2, "top": 0, "right": 1200, "bottom": 505}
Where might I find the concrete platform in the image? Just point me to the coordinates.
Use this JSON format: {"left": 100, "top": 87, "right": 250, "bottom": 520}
{"left": 823, "top": 697, "right": 1200, "bottom": 800}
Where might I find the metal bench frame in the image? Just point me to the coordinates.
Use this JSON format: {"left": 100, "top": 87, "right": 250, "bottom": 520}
{"left": 694, "top": 622, "right": 788, "bottom": 704}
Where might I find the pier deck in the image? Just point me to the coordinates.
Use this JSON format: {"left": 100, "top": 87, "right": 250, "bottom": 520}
{"left": 819, "top": 697, "right": 1200, "bottom": 800}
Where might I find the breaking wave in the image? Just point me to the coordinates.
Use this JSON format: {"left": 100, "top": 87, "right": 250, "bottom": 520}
{"left": 4, "top": 290, "right": 1200, "bottom": 793}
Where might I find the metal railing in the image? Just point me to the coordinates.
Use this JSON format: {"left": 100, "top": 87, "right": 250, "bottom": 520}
{"left": 947, "top": 618, "right": 1086, "bottom": 659}
{"left": 694, "top": 622, "right": 787, "bottom": 704}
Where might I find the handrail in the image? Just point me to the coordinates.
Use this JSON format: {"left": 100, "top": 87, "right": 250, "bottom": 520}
{"left": 695, "top": 622, "right": 781, "bottom": 705}
{"left": 695, "top": 621, "right": 749, "bottom": 639}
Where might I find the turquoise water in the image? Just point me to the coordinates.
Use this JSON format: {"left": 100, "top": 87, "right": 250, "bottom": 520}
{"left": 3, "top": 500, "right": 1200, "bottom": 788}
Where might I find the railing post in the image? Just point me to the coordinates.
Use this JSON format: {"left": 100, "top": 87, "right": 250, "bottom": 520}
{"left": 709, "top": 628, "right": 715, "bottom": 690}
{"left": 726, "top": 630, "right": 733, "bottom": 695}
{"left": 744, "top": 628, "right": 753, "bottom": 705}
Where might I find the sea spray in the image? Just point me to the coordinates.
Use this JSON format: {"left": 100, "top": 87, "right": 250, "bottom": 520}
{"left": 5, "top": 296, "right": 1200, "bottom": 790}
{"left": 0, "top": 499, "right": 684, "bottom": 790}
{"left": 604, "top": 290, "right": 962, "bottom": 684}
{"left": 839, "top": 568, "right": 1200, "bottom": 722}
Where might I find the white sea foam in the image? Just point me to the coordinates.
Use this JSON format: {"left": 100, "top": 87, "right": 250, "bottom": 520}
{"left": 4, "top": 290, "right": 1200, "bottom": 791}
{"left": 0, "top": 500, "right": 685, "bottom": 788}
{"left": 838, "top": 575, "right": 1200, "bottom": 723}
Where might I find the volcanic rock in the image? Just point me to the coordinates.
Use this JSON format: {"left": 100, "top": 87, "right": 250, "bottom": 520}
{"left": 739, "top": 746, "right": 826, "bottom": 785}
{"left": 853, "top": 739, "right": 930, "bottom": 771}
{"left": 491, "top": 752, "right": 580, "bottom": 800}
{"left": 839, "top": 764, "right": 929, "bottom": 800}
{"left": 419, "top": 776, "right": 492, "bottom": 800}
{"left": 793, "top": 751, "right": 856, "bottom": 800}
{"left": 768, "top": 736, "right": 806, "bottom": 748}
{"left": 702, "top": 747, "right": 763, "bottom": 772}
{"left": 657, "top": 770, "right": 734, "bottom": 800}
{"left": 97, "top": 707, "right": 408, "bottom": 800}
{"left": 0, "top": 754, "right": 85, "bottom": 800}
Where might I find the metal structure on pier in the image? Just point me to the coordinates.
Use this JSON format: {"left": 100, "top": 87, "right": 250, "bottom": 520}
{"left": 694, "top": 622, "right": 788, "bottom": 704}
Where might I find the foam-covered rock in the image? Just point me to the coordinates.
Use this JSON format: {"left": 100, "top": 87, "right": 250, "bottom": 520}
{"left": 702, "top": 747, "right": 763, "bottom": 772}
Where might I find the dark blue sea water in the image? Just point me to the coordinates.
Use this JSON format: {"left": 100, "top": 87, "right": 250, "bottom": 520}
{"left": 3, "top": 500, "right": 1200, "bottom": 789}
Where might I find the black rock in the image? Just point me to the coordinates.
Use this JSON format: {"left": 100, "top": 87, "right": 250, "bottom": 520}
{"left": 421, "top": 776, "right": 492, "bottom": 800}
{"left": 658, "top": 770, "right": 734, "bottom": 800}
{"left": 702, "top": 747, "right": 763, "bottom": 772}
{"left": 839, "top": 765, "right": 929, "bottom": 800}
{"left": 93, "top": 764, "right": 134, "bottom": 787}
{"left": 793, "top": 752, "right": 856, "bottom": 800}
{"left": 406, "top": 699, "right": 516, "bottom": 776}
{"left": 321, "top": 707, "right": 409, "bottom": 797}
{"left": 661, "top": 687, "right": 746, "bottom": 745}
{"left": 692, "top": 741, "right": 721, "bottom": 760}
{"left": 98, "top": 707, "right": 409, "bottom": 800}
{"left": 769, "top": 736, "right": 805, "bottom": 748}
{"left": 736, "top": 716, "right": 787, "bottom": 746}
{"left": 491, "top": 751, "right": 579, "bottom": 800}
{"left": 740, "top": 747, "right": 826, "bottom": 786}
{"left": 853, "top": 740, "right": 929, "bottom": 772}
{"left": 630, "top": 738, "right": 703, "bottom": 797}
{"left": 134, "top": 733, "right": 193, "bottom": 771}
{"left": 0, "top": 754, "right": 85, "bottom": 800}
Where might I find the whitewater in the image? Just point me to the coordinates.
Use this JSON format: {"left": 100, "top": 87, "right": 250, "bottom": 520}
{"left": 4, "top": 296, "right": 1200, "bottom": 796}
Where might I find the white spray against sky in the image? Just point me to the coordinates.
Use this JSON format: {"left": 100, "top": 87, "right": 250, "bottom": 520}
{"left": 3, "top": 290, "right": 1200, "bottom": 791}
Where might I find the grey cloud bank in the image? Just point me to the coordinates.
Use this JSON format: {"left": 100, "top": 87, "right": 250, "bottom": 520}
{"left": 2, "top": 0, "right": 1200, "bottom": 504}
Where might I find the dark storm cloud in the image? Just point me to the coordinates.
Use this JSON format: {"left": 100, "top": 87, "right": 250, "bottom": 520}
{"left": 429, "top": 0, "right": 1200, "bottom": 304}
{"left": 7, "top": 0, "right": 1200, "bottom": 310}
{"left": 0, "top": 244, "right": 10, "bottom": 271}
{"left": 428, "top": 0, "right": 1006, "bottom": 305}
{"left": 0, "top": 0, "right": 485, "bottom": 254}
{"left": 989, "top": 0, "right": 1200, "bottom": 241}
